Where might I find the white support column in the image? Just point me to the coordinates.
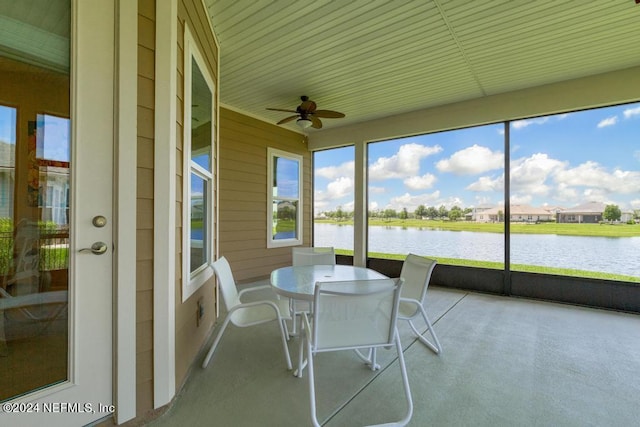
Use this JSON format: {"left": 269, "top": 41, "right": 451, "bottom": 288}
{"left": 353, "top": 141, "right": 367, "bottom": 267}
{"left": 153, "top": 0, "right": 177, "bottom": 408}
{"left": 114, "top": 0, "right": 138, "bottom": 422}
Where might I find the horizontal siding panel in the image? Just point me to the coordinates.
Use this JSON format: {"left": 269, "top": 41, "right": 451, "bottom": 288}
{"left": 138, "top": 15, "right": 155, "bottom": 50}
{"left": 136, "top": 229, "right": 154, "bottom": 261}
{"left": 136, "top": 379, "right": 153, "bottom": 418}
{"left": 137, "top": 46, "right": 154, "bottom": 80}
{"left": 137, "top": 106, "right": 154, "bottom": 139}
{"left": 219, "top": 192, "right": 264, "bottom": 204}
{"left": 136, "top": 350, "right": 153, "bottom": 385}
{"left": 137, "top": 136, "right": 154, "bottom": 169}
{"left": 219, "top": 210, "right": 266, "bottom": 222}
{"left": 137, "top": 289, "right": 153, "bottom": 322}
{"left": 219, "top": 168, "right": 265, "bottom": 185}
{"left": 136, "top": 198, "right": 153, "bottom": 229}
{"left": 218, "top": 201, "right": 265, "bottom": 214}
{"left": 138, "top": 0, "right": 155, "bottom": 21}
{"left": 136, "top": 259, "right": 153, "bottom": 291}
{"left": 136, "top": 319, "right": 153, "bottom": 353}
{"left": 136, "top": 167, "right": 154, "bottom": 199}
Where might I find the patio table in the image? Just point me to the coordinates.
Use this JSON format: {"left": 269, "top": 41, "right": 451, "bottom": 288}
{"left": 270, "top": 264, "right": 389, "bottom": 376}
{"left": 270, "top": 264, "right": 388, "bottom": 300}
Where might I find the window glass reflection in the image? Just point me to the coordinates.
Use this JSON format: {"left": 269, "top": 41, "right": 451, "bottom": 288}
{"left": 190, "top": 173, "right": 207, "bottom": 273}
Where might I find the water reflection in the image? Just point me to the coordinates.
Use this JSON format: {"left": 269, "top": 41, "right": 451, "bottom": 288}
{"left": 314, "top": 223, "right": 640, "bottom": 279}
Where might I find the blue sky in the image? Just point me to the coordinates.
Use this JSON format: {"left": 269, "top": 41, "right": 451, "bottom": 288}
{"left": 314, "top": 102, "right": 640, "bottom": 215}
{"left": 0, "top": 107, "right": 69, "bottom": 162}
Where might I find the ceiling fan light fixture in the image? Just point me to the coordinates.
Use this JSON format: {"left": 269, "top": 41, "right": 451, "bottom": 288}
{"left": 296, "top": 118, "right": 312, "bottom": 129}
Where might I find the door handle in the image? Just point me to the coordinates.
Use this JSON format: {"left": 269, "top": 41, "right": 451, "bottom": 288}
{"left": 79, "top": 241, "right": 108, "bottom": 255}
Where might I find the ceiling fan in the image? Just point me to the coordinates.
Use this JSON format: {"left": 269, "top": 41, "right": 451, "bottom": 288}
{"left": 267, "top": 96, "right": 345, "bottom": 129}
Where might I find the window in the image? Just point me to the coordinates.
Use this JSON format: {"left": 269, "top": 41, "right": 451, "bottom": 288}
{"left": 509, "top": 103, "right": 640, "bottom": 282}
{"left": 182, "top": 26, "right": 215, "bottom": 301}
{"left": 366, "top": 125, "right": 505, "bottom": 269}
{"left": 313, "top": 146, "right": 355, "bottom": 252}
{"left": 267, "top": 148, "right": 302, "bottom": 248}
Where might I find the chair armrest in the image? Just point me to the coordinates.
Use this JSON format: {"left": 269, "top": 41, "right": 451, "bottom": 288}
{"left": 226, "top": 299, "right": 282, "bottom": 316}
{"left": 237, "top": 284, "right": 273, "bottom": 298}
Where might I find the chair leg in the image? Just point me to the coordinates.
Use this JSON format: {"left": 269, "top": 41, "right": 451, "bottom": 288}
{"left": 277, "top": 314, "right": 293, "bottom": 370}
{"left": 306, "top": 340, "right": 321, "bottom": 427}
{"left": 408, "top": 306, "right": 442, "bottom": 354}
{"left": 289, "top": 299, "right": 298, "bottom": 336}
{"left": 394, "top": 329, "right": 414, "bottom": 426}
{"left": 281, "top": 318, "right": 290, "bottom": 340}
{"left": 201, "top": 315, "right": 232, "bottom": 368}
{"left": 354, "top": 348, "right": 380, "bottom": 371}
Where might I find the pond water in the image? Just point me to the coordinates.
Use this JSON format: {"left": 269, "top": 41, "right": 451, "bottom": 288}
{"left": 314, "top": 223, "right": 640, "bottom": 278}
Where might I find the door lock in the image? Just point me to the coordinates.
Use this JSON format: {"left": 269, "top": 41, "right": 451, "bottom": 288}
{"left": 92, "top": 215, "right": 107, "bottom": 228}
{"left": 79, "top": 241, "right": 108, "bottom": 255}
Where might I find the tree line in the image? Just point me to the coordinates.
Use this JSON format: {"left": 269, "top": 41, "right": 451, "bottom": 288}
{"left": 320, "top": 204, "right": 473, "bottom": 221}
{"left": 319, "top": 204, "right": 638, "bottom": 223}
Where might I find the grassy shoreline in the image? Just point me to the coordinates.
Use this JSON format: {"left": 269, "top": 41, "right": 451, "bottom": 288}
{"left": 316, "top": 218, "right": 640, "bottom": 238}
{"left": 336, "top": 249, "right": 640, "bottom": 283}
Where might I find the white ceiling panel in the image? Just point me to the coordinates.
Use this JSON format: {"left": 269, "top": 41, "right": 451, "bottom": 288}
{"left": 206, "top": 0, "right": 640, "bottom": 132}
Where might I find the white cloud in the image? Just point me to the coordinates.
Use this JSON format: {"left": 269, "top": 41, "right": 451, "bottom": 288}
{"left": 388, "top": 191, "right": 441, "bottom": 211}
{"left": 325, "top": 176, "right": 353, "bottom": 199}
{"left": 404, "top": 173, "right": 437, "bottom": 190}
{"left": 553, "top": 161, "right": 640, "bottom": 194}
{"left": 552, "top": 183, "right": 579, "bottom": 203}
{"left": 510, "top": 153, "right": 566, "bottom": 196}
{"left": 623, "top": 106, "right": 640, "bottom": 119}
{"left": 369, "top": 201, "right": 379, "bottom": 211}
{"left": 630, "top": 199, "right": 640, "bottom": 209}
{"left": 466, "top": 175, "right": 503, "bottom": 192}
{"left": 510, "top": 193, "right": 533, "bottom": 204}
{"left": 511, "top": 117, "right": 549, "bottom": 129}
{"left": 315, "top": 161, "right": 354, "bottom": 179}
{"left": 434, "top": 196, "right": 466, "bottom": 210}
{"left": 436, "top": 144, "right": 503, "bottom": 175}
{"left": 597, "top": 116, "right": 617, "bottom": 128}
{"left": 369, "top": 143, "right": 442, "bottom": 181}
{"left": 582, "top": 188, "right": 610, "bottom": 202}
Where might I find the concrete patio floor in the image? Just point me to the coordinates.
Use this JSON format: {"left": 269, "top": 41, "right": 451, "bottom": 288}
{"left": 149, "top": 281, "right": 640, "bottom": 426}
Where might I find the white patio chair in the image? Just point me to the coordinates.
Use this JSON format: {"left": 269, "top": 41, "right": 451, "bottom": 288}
{"left": 201, "top": 256, "right": 292, "bottom": 370}
{"left": 289, "top": 246, "right": 336, "bottom": 335}
{"left": 301, "top": 278, "right": 412, "bottom": 427}
{"left": 398, "top": 253, "right": 442, "bottom": 354}
{"left": 292, "top": 246, "right": 336, "bottom": 266}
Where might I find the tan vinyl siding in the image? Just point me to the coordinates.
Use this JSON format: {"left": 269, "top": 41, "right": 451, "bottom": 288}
{"left": 218, "top": 108, "right": 312, "bottom": 282}
{"left": 174, "top": 0, "right": 219, "bottom": 389}
{"left": 136, "top": 0, "right": 155, "bottom": 417}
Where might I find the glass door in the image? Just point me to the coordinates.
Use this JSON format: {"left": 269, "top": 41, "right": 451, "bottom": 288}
{"left": 1, "top": 1, "right": 113, "bottom": 425}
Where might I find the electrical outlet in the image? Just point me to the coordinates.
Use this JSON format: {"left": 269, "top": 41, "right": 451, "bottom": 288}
{"left": 196, "top": 297, "right": 204, "bottom": 326}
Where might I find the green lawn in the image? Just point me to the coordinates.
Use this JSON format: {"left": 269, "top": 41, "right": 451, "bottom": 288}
{"left": 339, "top": 249, "right": 640, "bottom": 283}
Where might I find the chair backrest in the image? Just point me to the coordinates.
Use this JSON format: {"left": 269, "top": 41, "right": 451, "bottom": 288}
{"left": 211, "top": 257, "right": 241, "bottom": 311}
{"left": 292, "top": 246, "right": 336, "bottom": 266}
{"left": 311, "top": 278, "right": 403, "bottom": 351}
{"left": 399, "top": 253, "right": 437, "bottom": 303}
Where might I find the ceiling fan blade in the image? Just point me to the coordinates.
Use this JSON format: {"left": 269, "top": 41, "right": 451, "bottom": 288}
{"left": 313, "top": 109, "right": 345, "bottom": 118}
{"left": 277, "top": 115, "right": 299, "bottom": 125}
{"left": 299, "top": 100, "right": 317, "bottom": 113}
{"left": 267, "top": 108, "right": 298, "bottom": 113}
{"left": 310, "top": 116, "right": 322, "bottom": 129}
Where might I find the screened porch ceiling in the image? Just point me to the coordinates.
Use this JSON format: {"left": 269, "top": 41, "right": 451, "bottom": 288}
{"left": 205, "top": 0, "right": 640, "bottom": 133}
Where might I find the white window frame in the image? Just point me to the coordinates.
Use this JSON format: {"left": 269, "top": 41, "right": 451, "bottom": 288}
{"left": 182, "top": 25, "right": 215, "bottom": 301}
{"left": 267, "top": 147, "right": 303, "bottom": 248}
